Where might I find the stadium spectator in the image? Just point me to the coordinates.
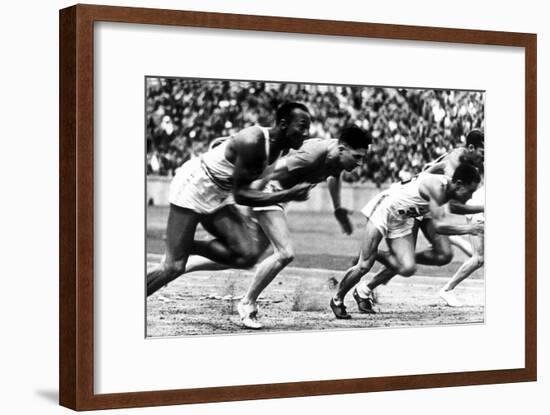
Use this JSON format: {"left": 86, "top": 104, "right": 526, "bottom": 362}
{"left": 146, "top": 78, "right": 484, "bottom": 184}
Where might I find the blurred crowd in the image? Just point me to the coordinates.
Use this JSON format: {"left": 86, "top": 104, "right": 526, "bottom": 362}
{"left": 146, "top": 77, "right": 484, "bottom": 185}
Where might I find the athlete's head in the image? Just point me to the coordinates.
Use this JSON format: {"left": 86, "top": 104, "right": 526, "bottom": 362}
{"left": 466, "top": 129, "right": 484, "bottom": 149}
{"left": 337, "top": 125, "right": 372, "bottom": 171}
{"left": 276, "top": 102, "right": 311, "bottom": 150}
{"left": 451, "top": 162, "right": 482, "bottom": 203}
{"left": 463, "top": 129, "right": 485, "bottom": 166}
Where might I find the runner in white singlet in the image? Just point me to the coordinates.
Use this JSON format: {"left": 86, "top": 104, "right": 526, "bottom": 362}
{"left": 438, "top": 183, "right": 485, "bottom": 306}
{"left": 352, "top": 130, "right": 485, "bottom": 313}
{"left": 183, "top": 126, "right": 372, "bottom": 328}
{"left": 330, "top": 163, "right": 484, "bottom": 319}
{"left": 169, "top": 126, "right": 275, "bottom": 214}
{"left": 235, "top": 126, "right": 371, "bottom": 328}
{"left": 147, "top": 103, "right": 312, "bottom": 297}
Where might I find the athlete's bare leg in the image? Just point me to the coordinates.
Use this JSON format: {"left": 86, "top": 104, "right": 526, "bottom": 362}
{"left": 361, "top": 267, "right": 395, "bottom": 293}
{"left": 333, "top": 220, "right": 383, "bottom": 304}
{"left": 440, "top": 232, "right": 484, "bottom": 306}
{"left": 193, "top": 205, "right": 265, "bottom": 269}
{"left": 354, "top": 233, "right": 417, "bottom": 306}
{"left": 147, "top": 205, "right": 200, "bottom": 296}
{"left": 333, "top": 223, "right": 416, "bottom": 318}
{"left": 147, "top": 205, "right": 265, "bottom": 297}
{"left": 415, "top": 218, "right": 453, "bottom": 266}
{"left": 383, "top": 234, "right": 417, "bottom": 277}
{"left": 182, "top": 207, "right": 270, "bottom": 273}
{"left": 363, "top": 222, "right": 420, "bottom": 291}
{"left": 449, "top": 235, "right": 474, "bottom": 257}
{"left": 375, "top": 242, "right": 416, "bottom": 276}
{"left": 364, "top": 217, "right": 451, "bottom": 292}
{"left": 241, "top": 209, "right": 293, "bottom": 304}
{"left": 235, "top": 209, "right": 293, "bottom": 328}
{"left": 182, "top": 255, "right": 229, "bottom": 273}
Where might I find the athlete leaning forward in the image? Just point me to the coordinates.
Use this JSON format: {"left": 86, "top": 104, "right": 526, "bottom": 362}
{"left": 147, "top": 102, "right": 312, "bottom": 297}
{"left": 341, "top": 130, "right": 485, "bottom": 315}
{"left": 148, "top": 107, "right": 373, "bottom": 329}
{"left": 330, "top": 161, "right": 484, "bottom": 319}
{"left": 234, "top": 125, "right": 372, "bottom": 328}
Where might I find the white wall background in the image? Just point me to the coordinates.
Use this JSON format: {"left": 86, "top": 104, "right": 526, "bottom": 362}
{"left": 0, "top": 0, "right": 546, "bottom": 414}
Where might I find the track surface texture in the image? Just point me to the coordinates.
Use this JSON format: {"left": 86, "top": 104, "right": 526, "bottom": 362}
{"left": 146, "top": 206, "right": 484, "bottom": 337}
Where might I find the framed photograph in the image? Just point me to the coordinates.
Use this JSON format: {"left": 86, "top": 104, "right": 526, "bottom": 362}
{"left": 59, "top": 4, "right": 537, "bottom": 410}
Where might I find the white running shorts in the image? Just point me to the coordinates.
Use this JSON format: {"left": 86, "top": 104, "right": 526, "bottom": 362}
{"left": 251, "top": 180, "right": 285, "bottom": 212}
{"left": 361, "top": 191, "right": 415, "bottom": 239}
{"left": 168, "top": 158, "right": 234, "bottom": 214}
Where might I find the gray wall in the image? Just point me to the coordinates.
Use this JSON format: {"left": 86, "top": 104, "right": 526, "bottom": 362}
{"left": 147, "top": 175, "right": 387, "bottom": 212}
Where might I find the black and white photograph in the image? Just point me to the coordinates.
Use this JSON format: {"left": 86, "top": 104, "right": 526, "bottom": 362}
{"left": 2, "top": 0, "right": 545, "bottom": 413}
{"left": 145, "top": 77, "right": 485, "bottom": 337}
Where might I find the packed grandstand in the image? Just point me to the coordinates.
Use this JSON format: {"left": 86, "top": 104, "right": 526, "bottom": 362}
{"left": 146, "top": 77, "right": 484, "bottom": 186}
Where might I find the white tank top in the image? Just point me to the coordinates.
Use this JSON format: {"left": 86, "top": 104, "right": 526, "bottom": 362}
{"left": 200, "top": 126, "right": 275, "bottom": 191}
{"left": 422, "top": 152, "right": 449, "bottom": 173}
{"left": 388, "top": 174, "right": 450, "bottom": 218}
{"left": 467, "top": 184, "right": 485, "bottom": 220}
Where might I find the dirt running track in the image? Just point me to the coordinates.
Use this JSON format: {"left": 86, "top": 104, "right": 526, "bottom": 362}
{"left": 146, "top": 257, "right": 484, "bottom": 337}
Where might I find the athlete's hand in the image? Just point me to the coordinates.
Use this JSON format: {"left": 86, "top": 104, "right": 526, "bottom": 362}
{"left": 287, "top": 183, "right": 312, "bottom": 202}
{"left": 334, "top": 207, "right": 353, "bottom": 235}
{"left": 471, "top": 219, "right": 485, "bottom": 235}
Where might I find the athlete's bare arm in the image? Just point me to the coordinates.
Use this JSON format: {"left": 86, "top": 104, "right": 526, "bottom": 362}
{"left": 424, "top": 161, "right": 446, "bottom": 175}
{"left": 258, "top": 158, "right": 294, "bottom": 184}
{"left": 327, "top": 175, "right": 342, "bottom": 209}
{"left": 421, "top": 176, "right": 483, "bottom": 236}
{"left": 449, "top": 200, "right": 485, "bottom": 215}
{"left": 424, "top": 148, "right": 484, "bottom": 215}
{"left": 327, "top": 174, "right": 353, "bottom": 235}
{"left": 424, "top": 148, "right": 464, "bottom": 175}
{"left": 230, "top": 128, "right": 310, "bottom": 206}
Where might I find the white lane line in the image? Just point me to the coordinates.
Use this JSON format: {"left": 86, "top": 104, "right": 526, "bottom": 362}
{"left": 146, "top": 258, "right": 484, "bottom": 291}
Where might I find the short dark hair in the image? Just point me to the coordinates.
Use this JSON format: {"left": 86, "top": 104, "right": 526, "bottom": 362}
{"left": 452, "top": 162, "right": 481, "bottom": 185}
{"left": 466, "top": 129, "right": 484, "bottom": 148}
{"left": 339, "top": 125, "right": 372, "bottom": 150}
{"left": 275, "top": 102, "right": 310, "bottom": 123}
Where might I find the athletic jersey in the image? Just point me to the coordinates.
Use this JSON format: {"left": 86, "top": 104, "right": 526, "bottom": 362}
{"left": 466, "top": 184, "right": 485, "bottom": 220}
{"left": 388, "top": 174, "right": 450, "bottom": 218}
{"left": 277, "top": 138, "right": 339, "bottom": 188}
{"left": 200, "top": 126, "right": 275, "bottom": 191}
{"left": 470, "top": 184, "right": 485, "bottom": 206}
{"left": 422, "top": 151, "right": 451, "bottom": 173}
{"left": 423, "top": 147, "right": 483, "bottom": 177}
